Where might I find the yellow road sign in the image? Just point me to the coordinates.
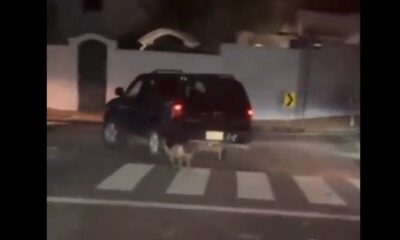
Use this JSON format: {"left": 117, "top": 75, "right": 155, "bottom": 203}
{"left": 284, "top": 92, "right": 296, "bottom": 109}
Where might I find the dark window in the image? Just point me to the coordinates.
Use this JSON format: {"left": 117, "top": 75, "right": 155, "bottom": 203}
{"left": 125, "top": 80, "right": 144, "bottom": 99}
{"left": 153, "top": 75, "right": 183, "bottom": 99}
{"left": 137, "top": 81, "right": 154, "bottom": 100}
{"left": 82, "top": 0, "right": 103, "bottom": 12}
{"left": 187, "top": 75, "right": 250, "bottom": 113}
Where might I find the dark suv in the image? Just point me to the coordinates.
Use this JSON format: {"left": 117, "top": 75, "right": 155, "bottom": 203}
{"left": 103, "top": 70, "right": 253, "bottom": 155}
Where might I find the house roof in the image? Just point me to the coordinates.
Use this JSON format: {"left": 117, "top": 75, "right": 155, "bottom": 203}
{"left": 138, "top": 28, "right": 200, "bottom": 49}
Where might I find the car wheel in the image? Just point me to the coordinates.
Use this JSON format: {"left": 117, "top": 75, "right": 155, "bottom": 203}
{"left": 103, "top": 121, "right": 127, "bottom": 148}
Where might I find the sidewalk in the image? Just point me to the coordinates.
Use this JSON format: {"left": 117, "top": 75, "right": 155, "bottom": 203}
{"left": 253, "top": 115, "right": 359, "bottom": 136}
{"left": 47, "top": 108, "right": 359, "bottom": 136}
{"left": 47, "top": 108, "right": 103, "bottom": 123}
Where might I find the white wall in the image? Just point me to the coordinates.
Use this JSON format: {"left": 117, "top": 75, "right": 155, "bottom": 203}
{"left": 221, "top": 45, "right": 301, "bottom": 119}
{"left": 47, "top": 45, "right": 78, "bottom": 110}
{"left": 305, "top": 45, "right": 360, "bottom": 118}
{"left": 46, "top": 36, "right": 301, "bottom": 120}
{"left": 46, "top": 34, "right": 359, "bottom": 120}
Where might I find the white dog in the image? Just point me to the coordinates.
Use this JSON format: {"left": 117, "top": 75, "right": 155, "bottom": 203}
{"left": 163, "top": 140, "right": 224, "bottom": 169}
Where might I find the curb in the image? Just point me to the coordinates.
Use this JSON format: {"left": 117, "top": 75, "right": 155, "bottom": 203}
{"left": 47, "top": 119, "right": 102, "bottom": 125}
{"left": 254, "top": 129, "right": 359, "bottom": 137}
{"left": 47, "top": 119, "right": 359, "bottom": 137}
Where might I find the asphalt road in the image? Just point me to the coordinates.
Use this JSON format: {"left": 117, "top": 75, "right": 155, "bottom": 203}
{"left": 47, "top": 124, "right": 360, "bottom": 240}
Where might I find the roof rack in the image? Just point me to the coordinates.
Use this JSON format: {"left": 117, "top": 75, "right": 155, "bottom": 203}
{"left": 151, "top": 69, "right": 183, "bottom": 74}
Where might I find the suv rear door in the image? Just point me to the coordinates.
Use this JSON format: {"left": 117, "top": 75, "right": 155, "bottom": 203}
{"left": 119, "top": 74, "right": 162, "bottom": 135}
{"left": 134, "top": 74, "right": 185, "bottom": 133}
{"left": 182, "top": 74, "right": 252, "bottom": 132}
{"left": 118, "top": 76, "right": 147, "bottom": 134}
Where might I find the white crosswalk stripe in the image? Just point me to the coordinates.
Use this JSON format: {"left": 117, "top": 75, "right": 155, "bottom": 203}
{"left": 95, "top": 164, "right": 358, "bottom": 208}
{"left": 97, "top": 163, "right": 154, "bottom": 191}
{"left": 166, "top": 168, "right": 211, "bottom": 196}
{"left": 236, "top": 171, "right": 275, "bottom": 201}
{"left": 47, "top": 146, "right": 58, "bottom": 159}
{"left": 347, "top": 178, "right": 360, "bottom": 190}
{"left": 293, "top": 176, "right": 346, "bottom": 206}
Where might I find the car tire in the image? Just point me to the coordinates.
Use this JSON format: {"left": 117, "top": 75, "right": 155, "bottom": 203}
{"left": 103, "top": 120, "right": 127, "bottom": 148}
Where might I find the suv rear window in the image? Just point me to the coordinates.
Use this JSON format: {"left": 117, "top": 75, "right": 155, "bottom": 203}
{"left": 186, "top": 75, "right": 250, "bottom": 112}
{"left": 152, "top": 74, "right": 183, "bottom": 99}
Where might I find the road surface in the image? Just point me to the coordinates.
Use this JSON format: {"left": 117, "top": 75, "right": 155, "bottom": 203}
{"left": 47, "top": 124, "right": 360, "bottom": 240}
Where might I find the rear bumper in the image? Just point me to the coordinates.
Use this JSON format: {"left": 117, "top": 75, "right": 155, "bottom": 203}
{"left": 162, "top": 125, "right": 252, "bottom": 144}
{"left": 189, "top": 139, "right": 251, "bottom": 150}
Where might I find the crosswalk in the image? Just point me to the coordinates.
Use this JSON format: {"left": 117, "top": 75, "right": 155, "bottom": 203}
{"left": 236, "top": 171, "right": 275, "bottom": 201}
{"left": 47, "top": 146, "right": 58, "bottom": 160}
{"left": 347, "top": 177, "right": 360, "bottom": 190}
{"left": 97, "top": 164, "right": 154, "bottom": 191}
{"left": 95, "top": 163, "right": 360, "bottom": 207}
{"left": 166, "top": 168, "right": 211, "bottom": 195}
{"left": 293, "top": 176, "right": 345, "bottom": 206}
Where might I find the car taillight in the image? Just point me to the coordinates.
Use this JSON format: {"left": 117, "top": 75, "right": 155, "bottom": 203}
{"left": 247, "top": 109, "right": 254, "bottom": 118}
{"left": 171, "top": 103, "right": 183, "bottom": 118}
{"left": 173, "top": 104, "right": 183, "bottom": 111}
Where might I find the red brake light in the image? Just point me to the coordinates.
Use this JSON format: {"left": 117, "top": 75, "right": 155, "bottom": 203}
{"left": 247, "top": 109, "right": 254, "bottom": 118}
{"left": 171, "top": 103, "right": 183, "bottom": 118}
{"left": 173, "top": 104, "right": 183, "bottom": 111}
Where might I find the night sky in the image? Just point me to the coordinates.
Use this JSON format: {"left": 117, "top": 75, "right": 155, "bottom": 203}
{"left": 142, "top": 0, "right": 359, "bottom": 50}
{"left": 48, "top": 0, "right": 360, "bottom": 50}
{"left": 304, "top": 0, "right": 360, "bottom": 13}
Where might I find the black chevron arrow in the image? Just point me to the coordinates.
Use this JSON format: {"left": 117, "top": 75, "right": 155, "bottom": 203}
{"left": 286, "top": 93, "right": 294, "bottom": 107}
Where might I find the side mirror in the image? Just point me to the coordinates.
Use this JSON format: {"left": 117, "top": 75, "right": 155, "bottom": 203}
{"left": 115, "top": 87, "right": 124, "bottom": 97}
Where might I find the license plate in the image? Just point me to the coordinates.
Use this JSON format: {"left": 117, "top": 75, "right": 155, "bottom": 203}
{"left": 205, "top": 131, "right": 224, "bottom": 140}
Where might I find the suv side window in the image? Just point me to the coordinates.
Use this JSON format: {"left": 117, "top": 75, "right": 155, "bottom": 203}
{"left": 136, "top": 80, "right": 153, "bottom": 101}
{"left": 126, "top": 80, "right": 143, "bottom": 99}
